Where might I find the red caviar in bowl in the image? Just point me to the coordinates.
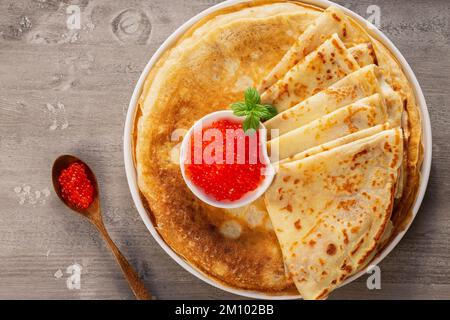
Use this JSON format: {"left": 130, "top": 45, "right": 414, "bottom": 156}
{"left": 185, "top": 119, "right": 266, "bottom": 202}
{"left": 58, "top": 162, "right": 94, "bottom": 210}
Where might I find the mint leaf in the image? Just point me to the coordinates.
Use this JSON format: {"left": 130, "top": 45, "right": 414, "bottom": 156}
{"left": 252, "top": 104, "right": 272, "bottom": 119}
{"left": 230, "top": 87, "right": 278, "bottom": 134}
{"left": 243, "top": 113, "right": 259, "bottom": 134}
{"left": 260, "top": 104, "right": 278, "bottom": 121}
{"left": 244, "top": 87, "right": 260, "bottom": 106}
{"left": 230, "top": 102, "right": 248, "bottom": 116}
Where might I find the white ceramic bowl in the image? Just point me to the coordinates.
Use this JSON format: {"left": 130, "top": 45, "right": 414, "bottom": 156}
{"left": 179, "top": 110, "right": 275, "bottom": 209}
{"left": 124, "top": 0, "right": 432, "bottom": 299}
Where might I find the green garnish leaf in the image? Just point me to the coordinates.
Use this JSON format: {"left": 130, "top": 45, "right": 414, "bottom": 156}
{"left": 230, "top": 87, "right": 278, "bottom": 134}
{"left": 243, "top": 113, "right": 259, "bottom": 134}
{"left": 244, "top": 87, "right": 261, "bottom": 105}
{"left": 261, "top": 104, "right": 278, "bottom": 120}
{"left": 230, "top": 102, "right": 248, "bottom": 116}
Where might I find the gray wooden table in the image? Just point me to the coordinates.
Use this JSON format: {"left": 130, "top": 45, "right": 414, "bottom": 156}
{"left": 0, "top": 0, "right": 449, "bottom": 300}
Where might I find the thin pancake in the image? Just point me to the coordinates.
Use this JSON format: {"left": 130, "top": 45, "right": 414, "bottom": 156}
{"left": 348, "top": 42, "right": 377, "bottom": 67}
{"left": 268, "top": 93, "right": 388, "bottom": 160}
{"left": 372, "top": 38, "right": 422, "bottom": 226}
{"left": 192, "top": 2, "right": 318, "bottom": 39}
{"left": 265, "top": 65, "right": 382, "bottom": 135}
{"left": 279, "top": 123, "right": 390, "bottom": 164}
{"left": 260, "top": 33, "right": 360, "bottom": 111}
{"left": 264, "top": 128, "right": 403, "bottom": 300}
{"left": 258, "top": 5, "right": 370, "bottom": 92}
{"left": 380, "top": 76, "right": 403, "bottom": 127}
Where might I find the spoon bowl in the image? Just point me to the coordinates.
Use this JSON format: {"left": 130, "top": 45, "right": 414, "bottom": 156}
{"left": 52, "top": 155, "right": 152, "bottom": 300}
{"left": 52, "top": 155, "right": 99, "bottom": 218}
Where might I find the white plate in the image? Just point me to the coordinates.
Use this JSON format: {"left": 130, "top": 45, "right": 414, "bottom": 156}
{"left": 124, "top": 0, "right": 432, "bottom": 299}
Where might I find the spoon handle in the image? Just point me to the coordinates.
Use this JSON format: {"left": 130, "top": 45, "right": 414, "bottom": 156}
{"left": 95, "top": 221, "right": 153, "bottom": 300}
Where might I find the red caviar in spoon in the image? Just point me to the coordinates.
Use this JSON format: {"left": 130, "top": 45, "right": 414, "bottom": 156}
{"left": 58, "top": 162, "right": 94, "bottom": 210}
{"left": 185, "top": 119, "right": 266, "bottom": 202}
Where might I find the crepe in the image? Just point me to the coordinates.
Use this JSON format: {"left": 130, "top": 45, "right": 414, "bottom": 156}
{"left": 260, "top": 33, "right": 369, "bottom": 112}
{"left": 371, "top": 38, "right": 422, "bottom": 216}
{"left": 380, "top": 76, "right": 403, "bottom": 127}
{"left": 264, "top": 128, "right": 403, "bottom": 300}
{"left": 191, "top": 2, "right": 319, "bottom": 39}
{"left": 348, "top": 43, "right": 377, "bottom": 67}
{"left": 265, "top": 65, "right": 382, "bottom": 135}
{"left": 258, "top": 5, "right": 370, "bottom": 92}
{"left": 279, "top": 123, "right": 390, "bottom": 164}
{"left": 268, "top": 93, "right": 387, "bottom": 160}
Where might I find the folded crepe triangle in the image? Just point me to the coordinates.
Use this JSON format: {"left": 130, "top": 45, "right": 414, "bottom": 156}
{"left": 265, "top": 64, "right": 403, "bottom": 136}
{"left": 264, "top": 128, "right": 403, "bottom": 300}
{"left": 258, "top": 5, "right": 370, "bottom": 92}
{"left": 278, "top": 123, "right": 391, "bottom": 164}
{"left": 261, "top": 33, "right": 361, "bottom": 112}
{"left": 267, "top": 93, "right": 388, "bottom": 160}
{"left": 265, "top": 65, "right": 382, "bottom": 135}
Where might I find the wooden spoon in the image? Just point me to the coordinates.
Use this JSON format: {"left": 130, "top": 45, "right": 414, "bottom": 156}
{"left": 52, "top": 155, "right": 152, "bottom": 300}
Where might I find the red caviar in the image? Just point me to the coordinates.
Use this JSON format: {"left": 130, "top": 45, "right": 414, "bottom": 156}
{"left": 185, "top": 119, "right": 266, "bottom": 202}
{"left": 58, "top": 162, "right": 94, "bottom": 210}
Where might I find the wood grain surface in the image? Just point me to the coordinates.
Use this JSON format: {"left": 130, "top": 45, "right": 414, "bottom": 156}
{"left": 0, "top": 0, "right": 449, "bottom": 300}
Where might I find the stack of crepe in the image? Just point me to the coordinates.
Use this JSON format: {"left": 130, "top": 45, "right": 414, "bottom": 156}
{"left": 260, "top": 5, "right": 420, "bottom": 299}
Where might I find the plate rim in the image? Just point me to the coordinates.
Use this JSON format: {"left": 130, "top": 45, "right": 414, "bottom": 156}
{"left": 123, "top": 0, "right": 432, "bottom": 299}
